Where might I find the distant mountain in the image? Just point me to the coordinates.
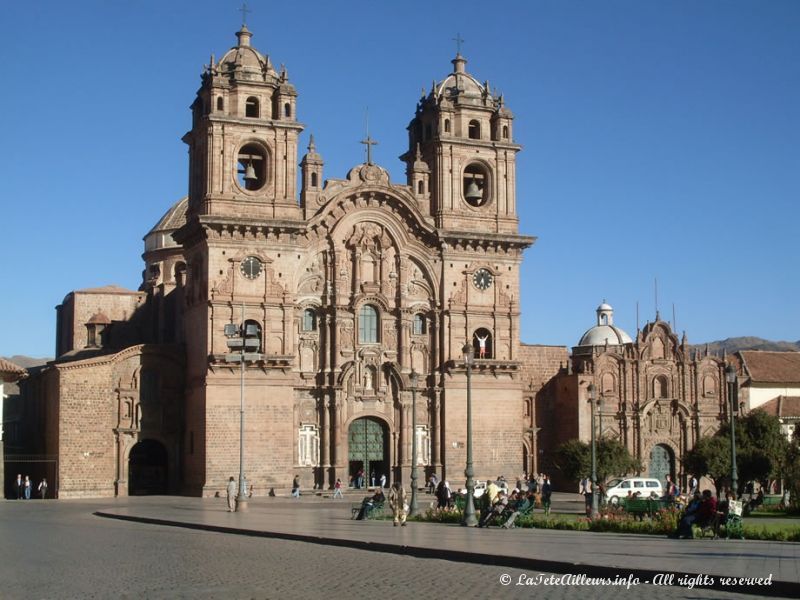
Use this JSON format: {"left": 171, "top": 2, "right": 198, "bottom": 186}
{"left": 1, "top": 355, "right": 51, "bottom": 369}
{"left": 690, "top": 337, "right": 800, "bottom": 354}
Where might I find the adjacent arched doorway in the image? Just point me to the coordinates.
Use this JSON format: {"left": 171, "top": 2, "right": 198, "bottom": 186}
{"left": 129, "top": 439, "right": 168, "bottom": 495}
{"left": 348, "top": 417, "right": 389, "bottom": 488}
{"left": 648, "top": 444, "right": 674, "bottom": 487}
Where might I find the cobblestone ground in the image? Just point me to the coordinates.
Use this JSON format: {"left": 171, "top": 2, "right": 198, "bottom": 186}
{"left": 0, "top": 501, "right": 772, "bottom": 600}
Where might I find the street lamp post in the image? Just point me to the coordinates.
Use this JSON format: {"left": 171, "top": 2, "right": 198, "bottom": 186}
{"left": 224, "top": 303, "right": 260, "bottom": 512}
{"left": 725, "top": 364, "right": 739, "bottom": 498}
{"left": 409, "top": 370, "right": 420, "bottom": 517}
{"left": 588, "top": 383, "right": 599, "bottom": 518}
{"left": 462, "top": 343, "right": 478, "bottom": 526}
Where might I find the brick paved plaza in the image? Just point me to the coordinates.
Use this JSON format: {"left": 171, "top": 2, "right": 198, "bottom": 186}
{"left": 2, "top": 493, "right": 797, "bottom": 599}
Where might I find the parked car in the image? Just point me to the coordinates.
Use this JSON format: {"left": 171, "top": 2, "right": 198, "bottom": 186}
{"left": 604, "top": 477, "right": 663, "bottom": 504}
{"left": 458, "top": 479, "right": 509, "bottom": 498}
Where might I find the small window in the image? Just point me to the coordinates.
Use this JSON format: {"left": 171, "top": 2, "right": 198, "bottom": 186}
{"left": 502, "top": 125, "right": 508, "bottom": 139}
{"left": 302, "top": 308, "right": 317, "bottom": 332}
{"left": 472, "top": 328, "right": 493, "bottom": 359}
{"left": 634, "top": 481, "right": 644, "bottom": 488}
{"left": 243, "top": 319, "right": 263, "bottom": 353}
{"left": 311, "top": 172, "right": 318, "bottom": 188}
{"left": 284, "top": 102, "right": 291, "bottom": 118}
{"left": 620, "top": 481, "right": 630, "bottom": 489}
{"left": 417, "top": 180, "right": 424, "bottom": 194}
{"left": 358, "top": 305, "right": 379, "bottom": 344}
{"left": 245, "top": 97, "right": 260, "bottom": 118}
{"left": 444, "top": 119, "right": 451, "bottom": 133}
{"left": 646, "top": 481, "right": 659, "bottom": 488}
{"left": 216, "top": 97, "right": 224, "bottom": 112}
{"left": 413, "top": 314, "right": 426, "bottom": 335}
{"left": 468, "top": 120, "right": 481, "bottom": 139}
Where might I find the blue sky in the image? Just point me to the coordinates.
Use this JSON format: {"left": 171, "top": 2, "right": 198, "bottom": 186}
{"left": 1, "top": 0, "right": 798, "bottom": 358}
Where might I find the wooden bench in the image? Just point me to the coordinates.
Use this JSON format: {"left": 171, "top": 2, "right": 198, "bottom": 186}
{"left": 620, "top": 497, "right": 672, "bottom": 518}
{"left": 351, "top": 500, "right": 385, "bottom": 520}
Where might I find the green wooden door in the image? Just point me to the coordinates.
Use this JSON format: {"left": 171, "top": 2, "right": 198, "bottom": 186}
{"left": 348, "top": 418, "right": 386, "bottom": 485}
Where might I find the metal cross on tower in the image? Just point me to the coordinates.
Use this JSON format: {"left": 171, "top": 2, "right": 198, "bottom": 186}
{"left": 239, "top": 2, "right": 251, "bottom": 26}
{"left": 360, "top": 135, "right": 378, "bottom": 165}
{"left": 453, "top": 33, "right": 465, "bottom": 55}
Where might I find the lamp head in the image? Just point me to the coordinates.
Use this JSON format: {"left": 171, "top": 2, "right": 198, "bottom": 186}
{"left": 725, "top": 364, "right": 736, "bottom": 384}
{"left": 462, "top": 343, "right": 474, "bottom": 366}
{"left": 410, "top": 370, "right": 418, "bottom": 387}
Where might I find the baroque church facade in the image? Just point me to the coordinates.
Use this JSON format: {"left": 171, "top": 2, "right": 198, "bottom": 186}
{"left": 535, "top": 303, "right": 729, "bottom": 489}
{"left": 22, "top": 28, "right": 731, "bottom": 499}
{"left": 27, "top": 26, "right": 534, "bottom": 497}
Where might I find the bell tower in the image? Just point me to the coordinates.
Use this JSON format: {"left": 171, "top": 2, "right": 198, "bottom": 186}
{"left": 401, "top": 53, "right": 519, "bottom": 234}
{"left": 183, "top": 25, "right": 304, "bottom": 220}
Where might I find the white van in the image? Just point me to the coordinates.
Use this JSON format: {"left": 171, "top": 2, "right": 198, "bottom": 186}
{"left": 605, "top": 477, "right": 663, "bottom": 504}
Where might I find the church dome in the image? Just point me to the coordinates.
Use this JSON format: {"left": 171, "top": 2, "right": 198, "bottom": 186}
{"left": 435, "top": 54, "right": 485, "bottom": 100}
{"left": 215, "top": 26, "right": 276, "bottom": 82}
{"left": 144, "top": 196, "right": 187, "bottom": 253}
{"left": 578, "top": 301, "right": 633, "bottom": 346}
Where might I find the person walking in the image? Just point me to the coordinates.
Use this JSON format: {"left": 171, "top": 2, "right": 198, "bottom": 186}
{"left": 38, "top": 478, "right": 48, "bottom": 499}
{"left": 14, "top": 474, "right": 23, "bottom": 499}
{"left": 379, "top": 473, "right": 387, "bottom": 489}
{"left": 541, "top": 475, "right": 552, "bottom": 516}
{"left": 388, "top": 482, "right": 408, "bottom": 526}
{"left": 226, "top": 476, "right": 237, "bottom": 512}
{"left": 291, "top": 475, "right": 301, "bottom": 498}
{"left": 333, "top": 478, "right": 344, "bottom": 499}
{"left": 23, "top": 476, "right": 32, "bottom": 500}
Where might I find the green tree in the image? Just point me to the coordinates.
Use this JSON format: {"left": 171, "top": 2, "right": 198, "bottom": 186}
{"left": 683, "top": 435, "right": 731, "bottom": 496}
{"left": 717, "top": 411, "right": 790, "bottom": 492}
{"left": 553, "top": 438, "right": 641, "bottom": 485}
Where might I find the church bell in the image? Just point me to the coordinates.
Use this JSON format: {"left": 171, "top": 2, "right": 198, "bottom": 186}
{"left": 465, "top": 178, "right": 483, "bottom": 202}
{"left": 244, "top": 162, "right": 257, "bottom": 182}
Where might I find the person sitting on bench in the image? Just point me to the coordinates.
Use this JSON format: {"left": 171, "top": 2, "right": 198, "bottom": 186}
{"left": 355, "top": 488, "right": 385, "bottom": 520}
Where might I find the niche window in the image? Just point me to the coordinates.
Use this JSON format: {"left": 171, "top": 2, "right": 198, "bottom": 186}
{"left": 463, "top": 163, "right": 489, "bottom": 207}
{"left": 468, "top": 120, "right": 481, "bottom": 139}
{"left": 302, "top": 308, "right": 317, "bottom": 332}
{"left": 245, "top": 97, "right": 260, "bottom": 118}
{"left": 502, "top": 125, "right": 509, "bottom": 139}
{"left": 358, "top": 304, "right": 379, "bottom": 344}
{"left": 654, "top": 375, "right": 669, "bottom": 398}
{"left": 216, "top": 97, "right": 224, "bottom": 112}
{"left": 284, "top": 103, "right": 292, "bottom": 118}
{"left": 413, "top": 314, "right": 427, "bottom": 335}
{"left": 472, "top": 327, "right": 493, "bottom": 359}
{"left": 237, "top": 143, "right": 268, "bottom": 191}
{"left": 310, "top": 172, "right": 318, "bottom": 187}
{"left": 444, "top": 119, "right": 451, "bottom": 133}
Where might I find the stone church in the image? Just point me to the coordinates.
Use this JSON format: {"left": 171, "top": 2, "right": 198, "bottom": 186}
{"left": 534, "top": 302, "right": 729, "bottom": 489}
{"left": 22, "top": 27, "right": 732, "bottom": 499}
{"left": 26, "top": 26, "right": 535, "bottom": 498}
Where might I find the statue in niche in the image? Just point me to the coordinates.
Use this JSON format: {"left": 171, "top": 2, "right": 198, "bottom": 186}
{"left": 363, "top": 367, "right": 374, "bottom": 391}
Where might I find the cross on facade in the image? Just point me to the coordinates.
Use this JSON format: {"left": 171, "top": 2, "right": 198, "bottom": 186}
{"left": 239, "top": 2, "right": 251, "bottom": 26}
{"left": 360, "top": 135, "right": 378, "bottom": 165}
{"left": 453, "top": 33, "right": 465, "bottom": 55}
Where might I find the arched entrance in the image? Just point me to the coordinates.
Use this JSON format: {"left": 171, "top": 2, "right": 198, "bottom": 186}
{"left": 648, "top": 444, "right": 673, "bottom": 487}
{"left": 348, "top": 417, "right": 389, "bottom": 488}
{"left": 129, "top": 439, "right": 168, "bottom": 495}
